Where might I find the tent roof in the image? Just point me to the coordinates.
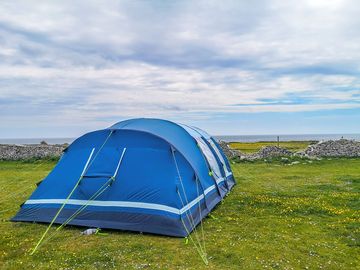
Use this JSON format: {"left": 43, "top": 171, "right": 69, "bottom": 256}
{"left": 109, "top": 118, "right": 210, "bottom": 141}
{"left": 109, "top": 118, "right": 213, "bottom": 183}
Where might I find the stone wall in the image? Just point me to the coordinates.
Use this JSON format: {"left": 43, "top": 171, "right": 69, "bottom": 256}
{"left": 1, "top": 139, "right": 359, "bottom": 161}
{"left": 299, "top": 139, "right": 360, "bottom": 158}
{"left": 217, "top": 141, "right": 242, "bottom": 159}
{"left": 0, "top": 144, "right": 66, "bottom": 160}
{"left": 218, "top": 139, "right": 360, "bottom": 160}
{"left": 245, "top": 146, "right": 293, "bottom": 160}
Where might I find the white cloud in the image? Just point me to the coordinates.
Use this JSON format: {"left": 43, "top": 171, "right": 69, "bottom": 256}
{"left": 0, "top": 0, "right": 359, "bottom": 136}
{"left": 0, "top": 63, "right": 358, "bottom": 114}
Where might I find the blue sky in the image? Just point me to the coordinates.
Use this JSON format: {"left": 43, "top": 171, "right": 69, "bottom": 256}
{"left": 0, "top": 0, "right": 359, "bottom": 138}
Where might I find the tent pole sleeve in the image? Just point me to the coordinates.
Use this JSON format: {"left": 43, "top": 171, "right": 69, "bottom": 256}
{"left": 80, "top": 148, "right": 95, "bottom": 177}
{"left": 112, "top": 148, "right": 127, "bottom": 179}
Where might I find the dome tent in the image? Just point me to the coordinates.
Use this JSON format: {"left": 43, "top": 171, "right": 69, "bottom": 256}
{"left": 12, "top": 118, "right": 235, "bottom": 237}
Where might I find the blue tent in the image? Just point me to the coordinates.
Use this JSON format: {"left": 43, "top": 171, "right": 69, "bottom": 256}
{"left": 12, "top": 118, "right": 235, "bottom": 237}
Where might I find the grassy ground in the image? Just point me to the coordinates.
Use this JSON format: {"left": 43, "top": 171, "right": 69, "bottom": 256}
{"left": 0, "top": 158, "right": 359, "bottom": 269}
{"left": 229, "top": 141, "right": 315, "bottom": 153}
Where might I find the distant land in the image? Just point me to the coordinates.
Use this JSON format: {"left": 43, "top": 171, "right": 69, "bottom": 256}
{"left": 1, "top": 134, "right": 360, "bottom": 144}
{"left": 217, "top": 134, "right": 360, "bottom": 143}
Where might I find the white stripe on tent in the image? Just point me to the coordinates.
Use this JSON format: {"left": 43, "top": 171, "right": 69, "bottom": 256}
{"left": 24, "top": 177, "right": 231, "bottom": 215}
{"left": 215, "top": 177, "right": 223, "bottom": 185}
{"left": 25, "top": 199, "right": 181, "bottom": 214}
{"left": 215, "top": 172, "right": 233, "bottom": 185}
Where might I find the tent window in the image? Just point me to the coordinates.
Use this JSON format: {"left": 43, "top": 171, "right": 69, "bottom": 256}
{"left": 208, "top": 139, "right": 231, "bottom": 176}
{"left": 196, "top": 138, "right": 222, "bottom": 180}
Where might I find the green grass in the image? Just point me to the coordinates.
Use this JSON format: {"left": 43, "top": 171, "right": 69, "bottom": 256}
{"left": 229, "top": 141, "right": 316, "bottom": 153}
{"left": 0, "top": 158, "right": 359, "bottom": 269}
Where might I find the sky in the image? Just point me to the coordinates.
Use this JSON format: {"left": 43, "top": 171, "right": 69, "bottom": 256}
{"left": 0, "top": 0, "right": 359, "bottom": 138}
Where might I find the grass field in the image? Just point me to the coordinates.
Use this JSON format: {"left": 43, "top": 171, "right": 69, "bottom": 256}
{"left": 0, "top": 158, "right": 359, "bottom": 269}
{"left": 229, "top": 141, "right": 315, "bottom": 153}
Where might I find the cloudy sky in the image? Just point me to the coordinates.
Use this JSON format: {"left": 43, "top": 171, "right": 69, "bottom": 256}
{"left": 0, "top": 0, "right": 359, "bottom": 138}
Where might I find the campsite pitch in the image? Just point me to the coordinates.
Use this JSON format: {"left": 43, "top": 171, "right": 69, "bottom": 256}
{"left": 0, "top": 158, "right": 359, "bottom": 269}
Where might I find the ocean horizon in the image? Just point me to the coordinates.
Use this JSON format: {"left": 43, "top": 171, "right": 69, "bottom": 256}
{"left": 1, "top": 133, "right": 359, "bottom": 144}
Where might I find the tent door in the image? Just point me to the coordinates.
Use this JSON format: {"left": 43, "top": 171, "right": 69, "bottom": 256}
{"left": 79, "top": 147, "right": 126, "bottom": 198}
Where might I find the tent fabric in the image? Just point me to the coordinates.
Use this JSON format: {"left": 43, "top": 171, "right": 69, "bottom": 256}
{"left": 12, "top": 118, "right": 235, "bottom": 237}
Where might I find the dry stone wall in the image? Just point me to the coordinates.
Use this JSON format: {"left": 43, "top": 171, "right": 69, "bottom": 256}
{"left": 218, "top": 139, "right": 360, "bottom": 160}
{"left": 299, "top": 139, "right": 360, "bottom": 158}
{"left": 245, "top": 146, "right": 293, "bottom": 160}
{"left": 217, "top": 141, "right": 242, "bottom": 159}
{"left": 0, "top": 139, "right": 359, "bottom": 161}
{"left": 0, "top": 144, "right": 66, "bottom": 160}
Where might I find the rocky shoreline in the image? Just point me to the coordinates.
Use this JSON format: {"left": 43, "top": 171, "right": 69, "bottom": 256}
{"left": 0, "top": 139, "right": 359, "bottom": 161}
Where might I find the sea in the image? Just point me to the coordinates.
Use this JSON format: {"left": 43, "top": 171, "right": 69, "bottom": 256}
{"left": 0, "top": 134, "right": 359, "bottom": 144}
